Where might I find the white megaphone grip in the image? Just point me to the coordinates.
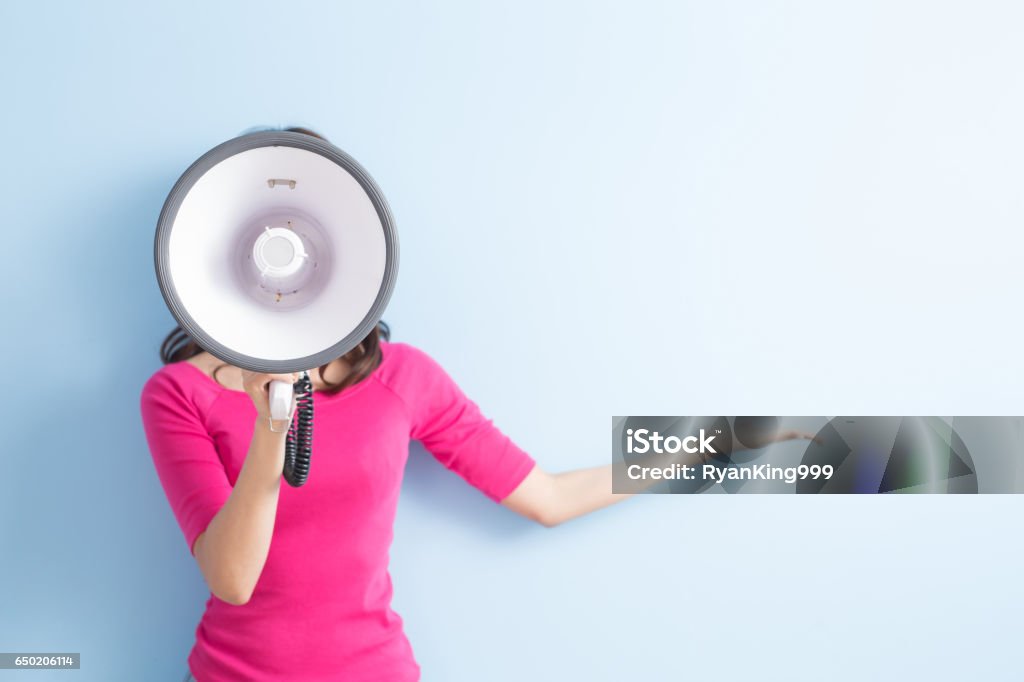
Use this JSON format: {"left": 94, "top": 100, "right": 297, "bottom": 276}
{"left": 268, "top": 379, "right": 295, "bottom": 431}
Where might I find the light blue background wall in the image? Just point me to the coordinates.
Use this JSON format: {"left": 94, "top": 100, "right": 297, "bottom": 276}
{"left": 2, "top": 1, "right": 1023, "bottom": 680}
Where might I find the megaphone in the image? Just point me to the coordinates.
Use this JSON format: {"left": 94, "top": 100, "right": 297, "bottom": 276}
{"left": 154, "top": 130, "right": 399, "bottom": 486}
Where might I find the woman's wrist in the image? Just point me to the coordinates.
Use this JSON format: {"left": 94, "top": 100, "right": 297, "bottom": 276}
{"left": 237, "top": 418, "right": 289, "bottom": 490}
{"left": 253, "top": 416, "right": 290, "bottom": 439}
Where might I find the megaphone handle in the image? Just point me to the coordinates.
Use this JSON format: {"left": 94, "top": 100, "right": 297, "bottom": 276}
{"left": 267, "top": 380, "right": 294, "bottom": 432}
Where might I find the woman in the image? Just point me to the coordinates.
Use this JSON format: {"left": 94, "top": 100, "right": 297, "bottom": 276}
{"left": 143, "top": 128, "right": 810, "bottom": 681}
{"left": 142, "top": 313, "right": 629, "bottom": 681}
{"left": 142, "top": 127, "right": 630, "bottom": 682}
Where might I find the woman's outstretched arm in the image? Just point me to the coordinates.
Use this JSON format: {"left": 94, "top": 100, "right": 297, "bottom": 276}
{"left": 501, "top": 465, "right": 628, "bottom": 528}
{"left": 501, "top": 429, "right": 817, "bottom": 527}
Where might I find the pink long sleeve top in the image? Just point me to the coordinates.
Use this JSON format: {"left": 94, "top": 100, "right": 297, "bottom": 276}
{"left": 139, "top": 340, "right": 536, "bottom": 681}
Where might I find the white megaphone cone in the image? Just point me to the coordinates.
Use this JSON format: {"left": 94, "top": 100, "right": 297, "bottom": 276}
{"left": 154, "top": 130, "right": 399, "bottom": 485}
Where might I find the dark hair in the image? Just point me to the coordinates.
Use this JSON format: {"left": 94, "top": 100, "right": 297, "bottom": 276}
{"left": 158, "top": 125, "right": 391, "bottom": 395}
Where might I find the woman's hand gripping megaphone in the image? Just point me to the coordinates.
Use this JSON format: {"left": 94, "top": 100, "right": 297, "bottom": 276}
{"left": 241, "top": 370, "right": 303, "bottom": 431}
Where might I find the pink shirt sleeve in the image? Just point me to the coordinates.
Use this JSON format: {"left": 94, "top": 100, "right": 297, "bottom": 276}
{"left": 139, "top": 367, "right": 232, "bottom": 554}
{"left": 394, "top": 344, "right": 536, "bottom": 502}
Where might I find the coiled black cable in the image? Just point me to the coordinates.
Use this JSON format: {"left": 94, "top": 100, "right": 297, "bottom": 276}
{"left": 283, "top": 371, "right": 314, "bottom": 487}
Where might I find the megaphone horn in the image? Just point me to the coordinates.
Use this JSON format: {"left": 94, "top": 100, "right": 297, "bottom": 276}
{"left": 154, "top": 130, "right": 399, "bottom": 486}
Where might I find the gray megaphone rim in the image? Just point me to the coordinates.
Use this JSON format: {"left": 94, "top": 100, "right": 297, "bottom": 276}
{"left": 154, "top": 131, "right": 399, "bottom": 374}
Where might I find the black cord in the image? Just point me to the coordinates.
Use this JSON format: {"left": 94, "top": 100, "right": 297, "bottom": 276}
{"left": 283, "top": 372, "right": 314, "bottom": 487}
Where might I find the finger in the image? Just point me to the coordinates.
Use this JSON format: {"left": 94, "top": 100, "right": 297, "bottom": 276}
{"left": 242, "top": 373, "right": 295, "bottom": 394}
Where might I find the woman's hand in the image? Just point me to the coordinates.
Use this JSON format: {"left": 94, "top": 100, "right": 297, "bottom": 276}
{"left": 773, "top": 429, "right": 822, "bottom": 445}
{"left": 240, "top": 370, "right": 300, "bottom": 421}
